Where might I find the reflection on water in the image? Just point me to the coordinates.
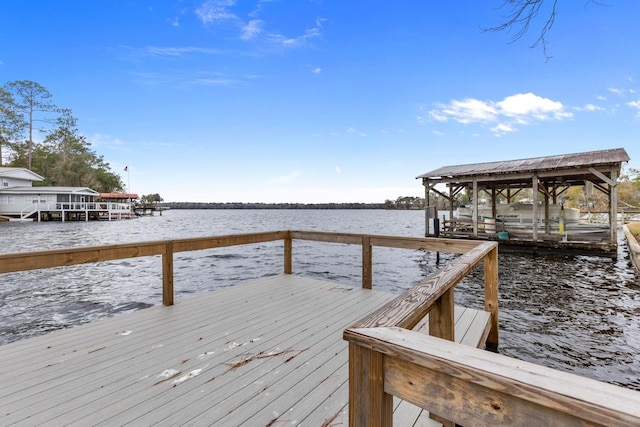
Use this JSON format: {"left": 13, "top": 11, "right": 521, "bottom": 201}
{"left": 1, "top": 209, "right": 639, "bottom": 390}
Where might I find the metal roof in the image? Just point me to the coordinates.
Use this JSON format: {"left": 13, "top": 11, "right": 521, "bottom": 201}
{"left": 416, "top": 148, "right": 630, "bottom": 180}
{"left": 0, "top": 167, "right": 45, "bottom": 181}
{"left": 0, "top": 186, "right": 99, "bottom": 195}
{"left": 99, "top": 193, "right": 139, "bottom": 199}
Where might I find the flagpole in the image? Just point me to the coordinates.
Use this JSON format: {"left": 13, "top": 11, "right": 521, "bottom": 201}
{"left": 125, "top": 166, "right": 131, "bottom": 213}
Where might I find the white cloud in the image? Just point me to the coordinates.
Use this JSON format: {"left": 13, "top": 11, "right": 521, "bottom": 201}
{"left": 497, "top": 93, "right": 570, "bottom": 121}
{"left": 195, "top": 0, "right": 321, "bottom": 48}
{"left": 89, "top": 134, "right": 134, "bottom": 152}
{"left": 269, "top": 27, "right": 321, "bottom": 47}
{"left": 431, "top": 130, "right": 445, "bottom": 136}
{"left": 196, "top": 0, "right": 237, "bottom": 24}
{"left": 628, "top": 100, "right": 640, "bottom": 117}
{"left": 347, "top": 127, "right": 367, "bottom": 137}
{"left": 142, "top": 46, "right": 223, "bottom": 57}
{"left": 335, "top": 166, "right": 341, "bottom": 174}
{"left": 424, "top": 92, "right": 572, "bottom": 136}
{"left": 168, "top": 17, "right": 180, "bottom": 27}
{"left": 311, "top": 67, "right": 322, "bottom": 74}
{"left": 608, "top": 87, "right": 624, "bottom": 96}
{"left": 191, "top": 78, "right": 237, "bottom": 86}
{"left": 491, "top": 123, "right": 515, "bottom": 136}
{"left": 268, "top": 170, "right": 302, "bottom": 184}
{"left": 240, "top": 19, "right": 263, "bottom": 40}
{"left": 597, "top": 95, "right": 606, "bottom": 101}
{"left": 575, "top": 103, "right": 604, "bottom": 112}
{"left": 444, "top": 98, "right": 497, "bottom": 123}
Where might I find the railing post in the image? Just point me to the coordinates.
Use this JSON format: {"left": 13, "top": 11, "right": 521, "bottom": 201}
{"left": 428, "top": 288, "right": 454, "bottom": 342}
{"left": 429, "top": 287, "right": 455, "bottom": 427}
{"left": 484, "top": 246, "right": 499, "bottom": 348}
{"left": 284, "top": 234, "right": 292, "bottom": 274}
{"left": 362, "top": 236, "right": 372, "bottom": 289}
{"left": 348, "top": 342, "right": 392, "bottom": 426}
{"left": 162, "top": 241, "right": 174, "bottom": 306}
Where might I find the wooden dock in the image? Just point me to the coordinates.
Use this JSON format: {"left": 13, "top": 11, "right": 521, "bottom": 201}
{"left": 0, "top": 274, "right": 488, "bottom": 426}
{"left": 1, "top": 230, "right": 638, "bottom": 426}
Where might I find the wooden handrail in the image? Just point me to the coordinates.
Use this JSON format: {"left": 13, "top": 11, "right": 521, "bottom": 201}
{"left": 344, "top": 327, "right": 640, "bottom": 427}
{"left": 0, "top": 230, "right": 498, "bottom": 351}
{"left": 349, "top": 241, "right": 497, "bottom": 330}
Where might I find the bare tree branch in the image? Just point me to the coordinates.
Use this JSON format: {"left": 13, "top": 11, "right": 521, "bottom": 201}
{"left": 486, "top": 0, "right": 559, "bottom": 60}
{"left": 486, "top": 1, "right": 610, "bottom": 60}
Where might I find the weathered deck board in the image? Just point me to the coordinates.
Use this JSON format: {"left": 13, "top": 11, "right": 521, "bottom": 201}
{"left": 0, "top": 274, "right": 490, "bottom": 426}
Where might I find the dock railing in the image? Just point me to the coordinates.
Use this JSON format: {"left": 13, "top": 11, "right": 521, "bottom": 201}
{"left": 342, "top": 231, "right": 640, "bottom": 426}
{"left": 343, "top": 326, "right": 640, "bottom": 426}
{"left": 0, "top": 231, "right": 498, "bottom": 336}
{"left": 4, "top": 230, "right": 637, "bottom": 424}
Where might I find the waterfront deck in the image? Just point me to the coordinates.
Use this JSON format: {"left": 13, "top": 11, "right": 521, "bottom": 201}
{"left": 2, "top": 230, "right": 638, "bottom": 426}
{"left": 0, "top": 274, "right": 488, "bottom": 426}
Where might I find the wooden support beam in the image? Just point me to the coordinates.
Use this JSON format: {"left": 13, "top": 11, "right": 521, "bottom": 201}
{"left": 428, "top": 288, "right": 454, "bottom": 342}
{"left": 362, "top": 236, "right": 372, "bottom": 289}
{"left": 162, "top": 241, "right": 174, "bottom": 306}
{"left": 588, "top": 167, "right": 617, "bottom": 187}
{"left": 592, "top": 182, "right": 610, "bottom": 195}
{"left": 532, "top": 174, "right": 539, "bottom": 242}
{"left": 544, "top": 191, "right": 550, "bottom": 234}
{"left": 472, "top": 180, "right": 479, "bottom": 237}
{"left": 491, "top": 187, "right": 497, "bottom": 220}
{"left": 484, "top": 246, "right": 499, "bottom": 347}
{"left": 348, "top": 343, "right": 393, "bottom": 427}
{"left": 610, "top": 169, "right": 618, "bottom": 245}
{"left": 424, "top": 180, "right": 430, "bottom": 236}
{"left": 284, "top": 234, "right": 292, "bottom": 274}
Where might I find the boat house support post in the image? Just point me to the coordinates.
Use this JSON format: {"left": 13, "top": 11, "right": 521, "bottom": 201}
{"left": 449, "top": 184, "right": 454, "bottom": 228}
{"left": 423, "top": 179, "right": 430, "bottom": 237}
{"left": 610, "top": 168, "right": 618, "bottom": 245}
{"left": 472, "top": 180, "right": 478, "bottom": 237}
{"left": 491, "top": 187, "right": 497, "bottom": 221}
{"left": 532, "top": 174, "right": 539, "bottom": 242}
{"left": 544, "top": 185, "right": 550, "bottom": 235}
{"left": 589, "top": 166, "right": 619, "bottom": 245}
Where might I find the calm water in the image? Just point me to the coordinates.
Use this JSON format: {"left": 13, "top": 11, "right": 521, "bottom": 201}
{"left": 1, "top": 209, "right": 639, "bottom": 390}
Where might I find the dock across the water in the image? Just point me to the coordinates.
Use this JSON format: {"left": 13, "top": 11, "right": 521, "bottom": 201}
{"left": 1, "top": 231, "right": 638, "bottom": 426}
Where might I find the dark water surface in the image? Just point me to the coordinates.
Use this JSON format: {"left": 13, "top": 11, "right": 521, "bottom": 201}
{"left": 1, "top": 209, "right": 639, "bottom": 390}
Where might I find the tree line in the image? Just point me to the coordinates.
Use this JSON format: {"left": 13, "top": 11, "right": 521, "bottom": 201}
{"left": 163, "top": 202, "right": 386, "bottom": 210}
{"left": 0, "top": 80, "right": 124, "bottom": 193}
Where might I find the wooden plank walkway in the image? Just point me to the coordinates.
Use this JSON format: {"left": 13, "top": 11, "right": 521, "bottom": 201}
{"left": 0, "top": 274, "right": 490, "bottom": 426}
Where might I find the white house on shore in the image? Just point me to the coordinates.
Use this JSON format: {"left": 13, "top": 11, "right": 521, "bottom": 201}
{"left": 0, "top": 167, "right": 133, "bottom": 221}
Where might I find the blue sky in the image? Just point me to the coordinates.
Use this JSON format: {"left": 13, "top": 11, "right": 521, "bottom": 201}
{"left": 1, "top": 1, "right": 639, "bottom": 203}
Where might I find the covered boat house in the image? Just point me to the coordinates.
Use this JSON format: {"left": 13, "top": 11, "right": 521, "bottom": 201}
{"left": 417, "top": 148, "right": 630, "bottom": 257}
